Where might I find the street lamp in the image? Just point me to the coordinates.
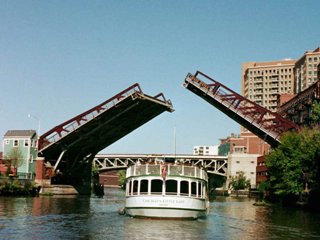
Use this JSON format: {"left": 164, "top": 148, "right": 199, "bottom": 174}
{"left": 28, "top": 114, "right": 41, "bottom": 136}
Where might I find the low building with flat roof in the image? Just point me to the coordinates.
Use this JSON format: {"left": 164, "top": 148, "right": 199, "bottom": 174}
{"left": 2, "top": 130, "right": 38, "bottom": 179}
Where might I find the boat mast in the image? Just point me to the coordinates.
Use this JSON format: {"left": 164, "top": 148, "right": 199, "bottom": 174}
{"left": 173, "top": 126, "right": 177, "bottom": 157}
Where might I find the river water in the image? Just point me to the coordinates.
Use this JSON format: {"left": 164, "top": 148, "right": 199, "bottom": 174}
{"left": 1, "top": 188, "right": 320, "bottom": 240}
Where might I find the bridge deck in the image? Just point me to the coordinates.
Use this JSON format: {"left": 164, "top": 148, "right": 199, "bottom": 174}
{"left": 184, "top": 71, "right": 299, "bottom": 148}
{"left": 38, "top": 84, "right": 174, "bottom": 164}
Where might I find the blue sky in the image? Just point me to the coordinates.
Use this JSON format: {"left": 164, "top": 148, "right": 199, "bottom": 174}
{"left": 0, "top": 0, "right": 319, "bottom": 154}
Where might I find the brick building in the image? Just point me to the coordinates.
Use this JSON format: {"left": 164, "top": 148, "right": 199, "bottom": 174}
{"left": 218, "top": 132, "right": 270, "bottom": 156}
{"left": 99, "top": 170, "right": 120, "bottom": 188}
{"left": 256, "top": 155, "right": 267, "bottom": 186}
{"left": 241, "top": 47, "right": 320, "bottom": 187}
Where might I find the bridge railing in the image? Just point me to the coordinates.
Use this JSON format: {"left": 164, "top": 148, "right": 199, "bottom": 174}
{"left": 184, "top": 71, "right": 299, "bottom": 146}
{"left": 39, "top": 83, "right": 142, "bottom": 150}
{"left": 127, "top": 163, "right": 208, "bottom": 181}
{"left": 38, "top": 83, "right": 172, "bottom": 151}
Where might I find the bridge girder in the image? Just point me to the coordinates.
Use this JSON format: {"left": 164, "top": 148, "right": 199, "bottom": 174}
{"left": 184, "top": 71, "right": 300, "bottom": 148}
{"left": 93, "top": 154, "right": 228, "bottom": 177}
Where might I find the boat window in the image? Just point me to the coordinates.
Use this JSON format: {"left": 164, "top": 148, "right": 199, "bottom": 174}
{"left": 133, "top": 180, "right": 138, "bottom": 195}
{"left": 180, "top": 180, "right": 189, "bottom": 196}
{"left": 136, "top": 165, "right": 146, "bottom": 175}
{"left": 198, "top": 182, "right": 202, "bottom": 197}
{"left": 165, "top": 180, "right": 177, "bottom": 195}
{"left": 149, "top": 165, "right": 160, "bottom": 175}
{"left": 195, "top": 167, "right": 200, "bottom": 178}
{"left": 151, "top": 179, "right": 163, "bottom": 195}
{"left": 184, "top": 167, "right": 194, "bottom": 177}
{"left": 130, "top": 167, "right": 135, "bottom": 176}
{"left": 127, "top": 180, "right": 132, "bottom": 195}
{"left": 169, "top": 165, "right": 182, "bottom": 175}
{"left": 140, "top": 179, "right": 148, "bottom": 195}
{"left": 191, "top": 182, "right": 197, "bottom": 197}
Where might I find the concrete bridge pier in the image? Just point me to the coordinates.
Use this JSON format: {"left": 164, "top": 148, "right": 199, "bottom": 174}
{"left": 35, "top": 156, "right": 93, "bottom": 195}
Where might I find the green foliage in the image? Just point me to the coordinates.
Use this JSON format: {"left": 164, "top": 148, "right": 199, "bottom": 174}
{"left": 229, "top": 171, "right": 250, "bottom": 190}
{"left": 266, "top": 128, "right": 320, "bottom": 198}
{"left": 258, "top": 181, "right": 269, "bottom": 194}
{"left": 5, "top": 148, "right": 23, "bottom": 173}
{"left": 311, "top": 101, "right": 320, "bottom": 124}
{"left": 0, "top": 178, "right": 38, "bottom": 196}
{"left": 91, "top": 164, "right": 99, "bottom": 175}
{"left": 118, "top": 170, "right": 126, "bottom": 189}
{"left": 218, "top": 143, "right": 230, "bottom": 156}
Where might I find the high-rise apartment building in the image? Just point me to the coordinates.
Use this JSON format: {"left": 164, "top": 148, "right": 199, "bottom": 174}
{"left": 295, "top": 47, "right": 320, "bottom": 93}
{"left": 240, "top": 48, "right": 319, "bottom": 187}
{"left": 242, "top": 59, "right": 296, "bottom": 112}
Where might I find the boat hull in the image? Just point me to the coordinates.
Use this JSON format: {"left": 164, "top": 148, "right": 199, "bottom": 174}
{"left": 125, "top": 195, "right": 208, "bottom": 219}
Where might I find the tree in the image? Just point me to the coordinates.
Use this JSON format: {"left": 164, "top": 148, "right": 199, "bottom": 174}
{"left": 118, "top": 170, "right": 126, "bottom": 189}
{"left": 229, "top": 171, "right": 250, "bottom": 190}
{"left": 4, "top": 148, "right": 23, "bottom": 176}
{"left": 265, "top": 128, "right": 320, "bottom": 201}
{"left": 310, "top": 101, "right": 320, "bottom": 126}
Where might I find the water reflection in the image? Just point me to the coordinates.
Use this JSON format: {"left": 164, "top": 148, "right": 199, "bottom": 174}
{"left": 123, "top": 218, "right": 210, "bottom": 240}
{"left": 0, "top": 190, "right": 320, "bottom": 239}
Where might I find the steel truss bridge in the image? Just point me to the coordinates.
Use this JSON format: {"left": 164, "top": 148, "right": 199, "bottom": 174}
{"left": 184, "top": 71, "right": 300, "bottom": 148}
{"left": 93, "top": 154, "right": 228, "bottom": 177}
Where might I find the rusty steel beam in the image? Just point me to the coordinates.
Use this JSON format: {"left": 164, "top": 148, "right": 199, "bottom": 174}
{"left": 279, "top": 81, "right": 320, "bottom": 116}
{"left": 184, "top": 71, "right": 299, "bottom": 147}
{"left": 38, "top": 83, "right": 173, "bottom": 152}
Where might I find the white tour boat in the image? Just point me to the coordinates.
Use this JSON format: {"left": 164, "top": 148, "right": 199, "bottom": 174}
{"left": 125, "top": 158, "right": 209, "bottom": 220}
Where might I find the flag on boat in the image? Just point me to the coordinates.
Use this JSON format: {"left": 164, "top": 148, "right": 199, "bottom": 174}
{"left": 161, "top": 162, "right": 167, "bottom": 180}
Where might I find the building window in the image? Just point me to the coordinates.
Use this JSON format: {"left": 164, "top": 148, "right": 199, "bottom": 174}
{"left": 13, "top": 140, "right": 19, "bottom": 147}
{"left": 24, "top": 139, "right": 29, "bottom": 147}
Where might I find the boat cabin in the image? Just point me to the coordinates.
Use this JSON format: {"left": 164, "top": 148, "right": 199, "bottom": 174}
{"left": 125, "top": 161, "right": 208, "bottom": 198}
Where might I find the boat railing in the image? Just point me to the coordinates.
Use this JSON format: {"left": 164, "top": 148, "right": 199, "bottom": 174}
{"left": 127, "top": 163, "right": 208, "bottom": 181}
